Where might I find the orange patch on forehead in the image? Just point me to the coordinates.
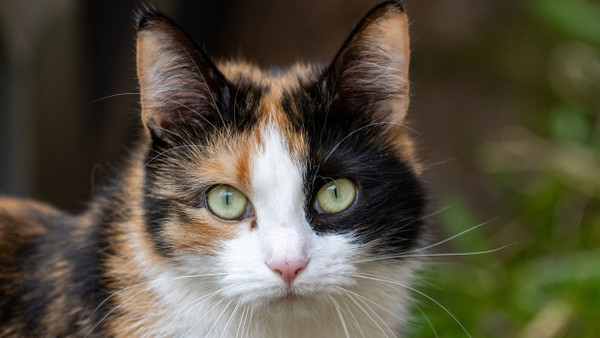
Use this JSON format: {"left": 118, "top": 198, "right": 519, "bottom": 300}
{"left": 255, "top": 87, "right": 308, "bottom": 162}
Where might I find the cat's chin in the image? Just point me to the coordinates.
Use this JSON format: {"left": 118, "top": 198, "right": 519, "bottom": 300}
{"left": 273, "top": 288, "right": 305, "bottom": 303}
{"left": 263, "top": 293, "right": 323, "bottom": 319}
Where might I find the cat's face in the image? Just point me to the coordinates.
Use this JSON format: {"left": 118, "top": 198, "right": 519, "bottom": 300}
{"left": 136, "top": 1, "right": 425, "bottom": 321}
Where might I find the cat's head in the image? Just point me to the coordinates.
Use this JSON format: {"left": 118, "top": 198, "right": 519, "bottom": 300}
{"left": 135, "top": 0, "right": 425, "bottom": 320}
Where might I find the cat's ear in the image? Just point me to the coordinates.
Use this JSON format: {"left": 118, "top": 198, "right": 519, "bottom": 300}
{"left": 136, "top": 11, "right": 229, "bottom": 141}
{"left": 325, "top": 1, "right": 410, "bottom": 123}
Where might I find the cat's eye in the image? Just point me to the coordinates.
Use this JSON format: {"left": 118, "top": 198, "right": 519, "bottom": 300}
{"left": 314, "top": 178, "right": 357, "bottom": 214}
{"left": 206, "top": 185, "right": 249, "bottom": 220}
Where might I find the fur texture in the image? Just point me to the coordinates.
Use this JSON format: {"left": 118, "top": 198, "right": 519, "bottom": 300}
{"left": 0, "top": 1, "right": 427, "bottom": 337}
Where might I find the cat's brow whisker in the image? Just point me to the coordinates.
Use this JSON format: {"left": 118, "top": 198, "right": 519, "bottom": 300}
{"left": 319, "top": 91, "right": 335, "bottom": 143}
{"left": 318, "top": 121, "right": 420, "bottom": 172}
{"left": 143, "top": 144, "right": 210, "bottom": 168}
{"left": 91, "top": 92, "right": 138, "bottom": 103}
{"left": 93, "top": 91, "right": 228, "bottom": 142}
{"left": 350, "top": 272, "right": 471, "bottom": 338}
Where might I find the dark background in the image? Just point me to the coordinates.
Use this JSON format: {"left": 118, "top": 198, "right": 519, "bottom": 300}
{"left": 1, "top": 0, "right": 599, "bottom": 336}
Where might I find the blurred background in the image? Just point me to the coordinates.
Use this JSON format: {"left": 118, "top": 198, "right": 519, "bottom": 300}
{"left": 0, "top": 0, "right": 598, "bottom": 336}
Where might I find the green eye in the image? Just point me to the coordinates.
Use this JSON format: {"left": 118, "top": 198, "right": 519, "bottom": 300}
{"left": 315, "top": 178, "right": 357, "bottom": 214}
{"left": 207, "top": 185, "right": 249, "bottom": 220}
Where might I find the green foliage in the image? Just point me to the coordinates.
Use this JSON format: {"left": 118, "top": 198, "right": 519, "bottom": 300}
{"left": 411, "top": 1, "right": 600, "bottom": 336}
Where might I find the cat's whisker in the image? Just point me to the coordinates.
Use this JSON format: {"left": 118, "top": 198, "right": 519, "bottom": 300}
{"left": 235, "top": 304, "right": 249, "bottom": 338}
{"left": 352, "top": 244, "right": 512, "bottom": 264}
{"left": 328, "top": 295, "right": 351, "bottom": 338}
{"left": 355, "top": 289, "right": 404, "bottom": 336}
{"left": 247, "top": 302, "right": 257, "bottom": 338}
{"left": 340, "top": 297, "right": 366, "bottom": 338}
{"left": 337, "top": 287, "right": 394, "bottom": 337}
{"left": 336, "top": 285, "right": 409, "bottom": 325}
{"left": 89, "top": 273, "right": 226, "bottom": 319}
{"left": 205, "top": 298, "right": 236, "bottom": 337}
{"left": 350, "top": 272, "right": 471, "bottom": 338}
{"left": 241, "top": 302, "right": 252, "bottom": 338}
{"left": 155, "top": 285, "right": 234, "bottom": 333}
{"left": 414, "top": 302, "right": 439, "bottom": 338}
{"left": 403, "top": 204, "right": 456, "bottom": 229}
{"left": 85, "top": 273, "right": 226, "bottom": 337}
{"left": 220, "top": 299, "right": 242, "bottom": 338}
{"left": 353, "top": 217, "right": 499, "bottom": 265}
{"left": 169, "top": 288, "right": 224, "bottom": 323}
{"left": 413, "top": 218, "right": 499, "bottom": 254}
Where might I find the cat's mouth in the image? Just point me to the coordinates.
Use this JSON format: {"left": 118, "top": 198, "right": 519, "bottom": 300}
{"left": 274, "top": 288, "right": 304, "bottom": 304}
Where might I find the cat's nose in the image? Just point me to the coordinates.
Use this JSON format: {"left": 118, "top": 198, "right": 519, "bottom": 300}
{"left": 268, "top": 259, "right": 308, "bottom": 284}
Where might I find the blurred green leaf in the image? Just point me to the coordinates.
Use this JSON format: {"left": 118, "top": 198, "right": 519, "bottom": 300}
{"left": 549, "top": 105, "right": 591, "bottom": 144}
{"left": 530, "top": 0, "right": 600, "bottom": 45}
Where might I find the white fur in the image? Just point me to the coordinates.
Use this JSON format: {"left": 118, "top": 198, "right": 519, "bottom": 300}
{"left": 249, "top": 124, "right": 312, "bottom": 266}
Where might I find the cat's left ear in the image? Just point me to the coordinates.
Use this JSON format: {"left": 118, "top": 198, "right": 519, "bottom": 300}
{"left": 135, "top": 11, "right": 230, "bottom": 142}
{"left": 325, "top": 1, "right": 410, "bottom": 123}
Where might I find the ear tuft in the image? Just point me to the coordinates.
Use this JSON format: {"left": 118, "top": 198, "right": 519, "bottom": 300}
{"left": 389, "top": 0, "right": 406, "bottom": 12}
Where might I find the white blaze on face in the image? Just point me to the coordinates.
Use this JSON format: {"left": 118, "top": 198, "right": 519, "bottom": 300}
{"left": 250, "top": 123, "right": 312, "bottom": 270}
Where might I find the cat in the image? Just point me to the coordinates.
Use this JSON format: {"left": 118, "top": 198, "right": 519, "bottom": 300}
{"left": 0, "top": 1, "right": 427, "bottom": 337}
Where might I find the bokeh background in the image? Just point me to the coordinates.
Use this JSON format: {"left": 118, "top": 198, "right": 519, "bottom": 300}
{"left": 1, "top": 0, "right": 598, "bottom": 336}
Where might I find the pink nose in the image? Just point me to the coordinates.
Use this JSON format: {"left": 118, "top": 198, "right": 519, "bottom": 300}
{"left": 268, "top": 259, "right": 308, "bottom": 284}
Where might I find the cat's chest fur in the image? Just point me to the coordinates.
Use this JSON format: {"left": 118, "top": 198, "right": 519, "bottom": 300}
{"left": 0, "top": 1, "right": 427, "bottom": 337}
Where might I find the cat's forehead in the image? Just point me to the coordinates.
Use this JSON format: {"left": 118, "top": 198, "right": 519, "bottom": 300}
{"left": 214, "top": 60, "right": 315, "bottom": 154}
{"left": 217, "top": 60, "right": 321, "bottom": 91}
{"left": 196, "top": 63, "right": 311, "bottom": 192}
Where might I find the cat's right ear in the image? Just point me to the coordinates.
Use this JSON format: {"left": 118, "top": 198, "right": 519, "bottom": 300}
{"left": 324, "top": 1, "right": 410, "bottom": 125}
{"left": 136, "top": 11, "right": 230, "bottom": 142}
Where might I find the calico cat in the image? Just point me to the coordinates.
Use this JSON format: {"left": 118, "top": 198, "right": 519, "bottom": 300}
{"left": 0, "top": 1, "right": 427, "bottom": 337}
